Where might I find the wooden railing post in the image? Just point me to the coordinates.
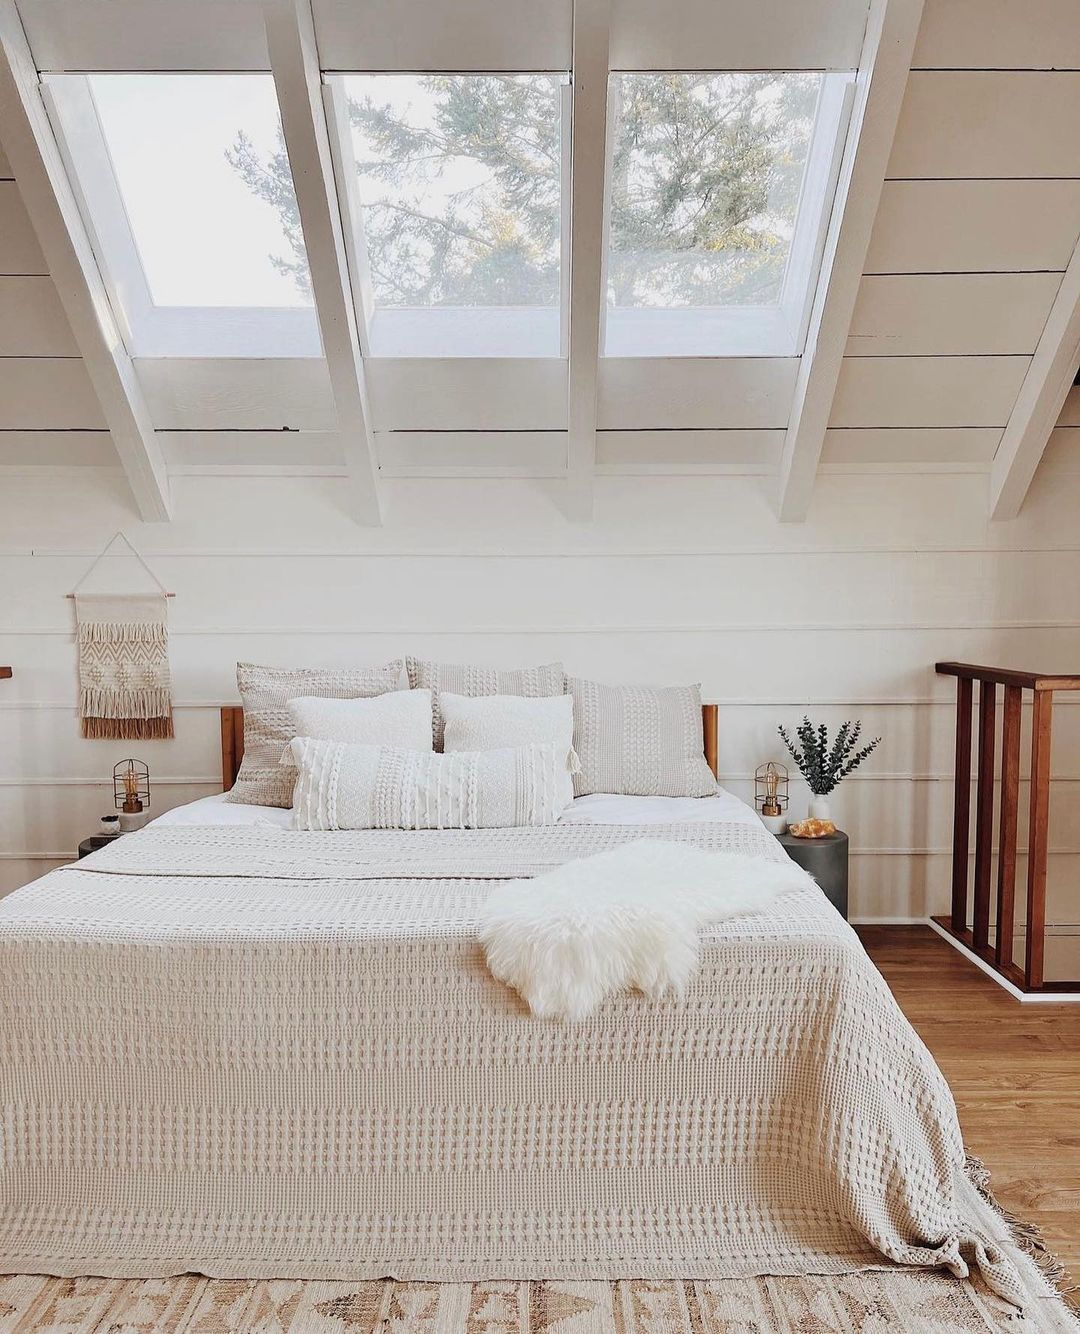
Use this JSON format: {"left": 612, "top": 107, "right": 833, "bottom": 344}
{"left": 995, "top": 685, "right": 1022, "bottom": 970}
{"left": 1025, "top": 691, "right": 1053, "bottom": 991}
{"left": 935, "top": 662, "right": 1079, "bottom": 996}
{"left": 950, "top": 676, "right": 973, "bottom": 935}
{"left": 972, "top": 681, "right": 997, "bottom": 951}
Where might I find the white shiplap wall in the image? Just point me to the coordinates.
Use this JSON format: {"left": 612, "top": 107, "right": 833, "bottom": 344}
{"left": 2, "top": 453, "right": 1080, "bottom": 941}
{"left": 1, "top": 0, "right": 1080, "bottom": 960}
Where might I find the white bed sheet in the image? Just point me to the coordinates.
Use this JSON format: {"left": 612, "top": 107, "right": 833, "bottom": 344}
{"left": 153, "top": 788, "right": 765, "bottom": 831}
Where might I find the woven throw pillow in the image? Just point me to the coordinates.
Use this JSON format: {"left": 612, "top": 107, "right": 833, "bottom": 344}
{"left": 287, "top": 691, "right": 433, "bottom": 753}
{"left": 406, "top": 658, "right": 565, "bottom": 750}
{"left": 567, "top": 677, "right": 718, "bottom": 798}
{"left": 288, "top": 738, "right": 573, "bottom": 830}
{"left": 229, "top": 660, "right": 402, "bottom": 808}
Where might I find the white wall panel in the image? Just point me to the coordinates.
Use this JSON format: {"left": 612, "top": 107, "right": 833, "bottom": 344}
{"left": 16, "top": 0, "right": 270, "bottom": 71}
{"left": 312, "top": 0, "right": 572, "bottom": 71}
{"left": 831, "top": 357, "right": 1030, "bottom": 428}
{"left": 1041, "top": 428, "right": 1080, "bottom": 475}
{"left": 598, "top": 359, "right": 798, "bottom": 430}
{"left": 136, "top": 359, "right": 335, "bottom": 431}
{"left": 1059, "top": 386, "right": 1080, "bottom": 427}
{"left": 821, "top": 428, "right": 1001, "bottom": 468}
{"left": 0, "top": 359, "right": 104, "bottom": 428}
{"left": 889, "top": 72, "right": 1080, "bottom": 179}
{"left": 865, "top": 181, "right": 1080, "bottom": 274}
{"left": 0, "top": 138, "right": 10, "bottom": 177}
{"left": 846, "top": 274, "right": 1062, "bottom": 357}
{"left": 377, "top": 432, "right": 567, "bottom": 475}
{"left": 912, "top": 0, "right": 1080, "bottom": 70}
{"left": 366, "top": 360, "right": 567, "bottom": 432}
{"left": 0, "top": 180, "right": 44, "bottom": 272}
{"left": 596, "top": 431, "right": 783, "bottom": 471}
{"left": 160, "top": 430, "right": 343, "bottom": 471}
{"left": 608, "top": 0, "right": 869, "bottom": 71}
{"left": 0, "top": 275, "right": 77, "bottom": 355}
{"left": 8, "top": 549, "right": 1079, "bottom": 632}
{"left": 0, "top": 430, "right": 115, "bottom": 466}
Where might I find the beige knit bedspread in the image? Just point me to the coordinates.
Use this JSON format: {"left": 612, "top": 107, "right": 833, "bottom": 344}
{"left": 0, "top": 822, "right": 1020, "bottom": 1306}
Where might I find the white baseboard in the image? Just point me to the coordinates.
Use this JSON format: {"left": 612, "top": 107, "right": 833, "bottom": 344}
{"left": 926, "top": 917, "right": 1080, "bottom": 1004}
{"left": 849, "top": 915, "right": 926, "bottom": 925}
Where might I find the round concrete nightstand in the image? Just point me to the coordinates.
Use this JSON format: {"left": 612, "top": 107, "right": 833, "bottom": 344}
{"left": 776, "top": 831, "right": 849, "bottom": 920}
{"left": 78, "top": 834, "right": 122, "bottom": 859}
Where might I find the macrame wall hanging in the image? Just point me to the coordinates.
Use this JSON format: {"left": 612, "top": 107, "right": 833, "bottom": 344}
{"left": 68, "top": 532, "right": 175, "bottom": 740}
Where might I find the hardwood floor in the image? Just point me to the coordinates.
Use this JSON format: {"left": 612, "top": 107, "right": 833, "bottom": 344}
{"left": 859, "top": 925, "right": 1080, "bottom": 1279}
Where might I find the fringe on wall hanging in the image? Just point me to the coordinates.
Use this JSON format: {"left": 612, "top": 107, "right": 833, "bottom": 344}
{"left": 70, "top": 533, "right": 175, "bottom": 740}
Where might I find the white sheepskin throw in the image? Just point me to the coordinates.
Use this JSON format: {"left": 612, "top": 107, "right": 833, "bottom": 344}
{"left": 478, "top": 839, "right": 810, "bottom": 1020}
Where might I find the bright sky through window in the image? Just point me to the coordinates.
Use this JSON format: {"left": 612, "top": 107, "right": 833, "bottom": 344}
{"left": 335, "top": 73, "right": 566, "bottom": 356}
{"left": 602, "top": 71, "right": 847, "bottom": 356}
{"left": 88, "top": 74, "right": 313, "bottom": 309}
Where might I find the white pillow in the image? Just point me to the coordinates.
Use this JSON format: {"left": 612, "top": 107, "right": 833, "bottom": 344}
{"left": 441, "top": 692, "right": 573, "bottom": 751}
{"left": 288, "top": 738, "right": 573, "bottom": 830}
{"left": 286, "top": 690, "right": 433, "bottom": 752}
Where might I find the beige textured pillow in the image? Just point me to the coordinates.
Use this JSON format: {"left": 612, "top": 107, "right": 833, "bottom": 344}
{"left": 228, "top": 660, "right": 402, "bottom": 807}
{"left": 568, "top": 677, "right": 718, "bottom": 798}
{"left": 289, "top": 738, "right": 573, "bottom": 830}
{"left": 406, "top": 658, "right": 565, "bottom": 750}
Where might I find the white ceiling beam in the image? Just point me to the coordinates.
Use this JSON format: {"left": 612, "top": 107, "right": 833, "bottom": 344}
{"left": 0, "top": 0, "right": 171, "bottom": 521}
{"left": 565, "top": 0, "right": 612, "bottom": 521}
{"left": 990, "top": 241, "right": 1080, "bottom": 520}
{"left": 776, "top": 0, "right": 924, "bottom": 522}
{"left": 264, "top": 0, "right": 381, "bottom": 525}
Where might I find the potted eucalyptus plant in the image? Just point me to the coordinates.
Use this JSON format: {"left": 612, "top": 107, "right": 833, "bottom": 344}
{"left": 778, "top": 717, "right": 881, "bottom": 821}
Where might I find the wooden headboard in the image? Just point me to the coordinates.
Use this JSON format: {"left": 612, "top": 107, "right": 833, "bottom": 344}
{"left": 220, "top": 706, "right": 245, "bottom": 791}
{"left": 220, "top": 702, "right": 719, "bottom": 790}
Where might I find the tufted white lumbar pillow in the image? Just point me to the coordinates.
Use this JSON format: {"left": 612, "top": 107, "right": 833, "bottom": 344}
{"left": 288, "top": 737, "right": 573, "bottom": 830}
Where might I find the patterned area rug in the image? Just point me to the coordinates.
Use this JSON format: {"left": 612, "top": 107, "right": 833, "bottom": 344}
{"left": 0, "top": 1270, "right": 1072, "bottom": 1333}
{"left": 0, "top": 1166, "right": 1074, "bottom": 1332}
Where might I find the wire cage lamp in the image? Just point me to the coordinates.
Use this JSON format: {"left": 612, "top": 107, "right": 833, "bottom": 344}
{"left": 113, "top": 758, "right": 150, "bottom": 819}
{"left": 754, "top": 761, "right": 789, "bottom": 833}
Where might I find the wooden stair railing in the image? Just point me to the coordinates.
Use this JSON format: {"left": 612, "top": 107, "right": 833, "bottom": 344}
{"left": 935, "top": 662, "right": 1080, "bottom": 993}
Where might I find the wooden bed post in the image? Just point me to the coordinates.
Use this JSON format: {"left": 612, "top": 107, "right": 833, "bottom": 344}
{"left": 702, "top": 704, "right": 719, "bottom": 779}
{"left": 220, "top": 707, "right": 244, "bottom": 792}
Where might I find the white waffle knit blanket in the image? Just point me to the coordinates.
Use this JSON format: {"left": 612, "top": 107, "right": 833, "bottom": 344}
{"left": 0, "top": 821, "right": 1021, "bottom": 1307}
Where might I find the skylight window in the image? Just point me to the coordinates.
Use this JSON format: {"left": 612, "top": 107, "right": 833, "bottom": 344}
{"left": 602, "top": 71, "right": 853, "bottom": 358}
{"left": 329, "top": 74, "right": 567, "bottom": 358}
{"left": 44, "top": 73, "right": 321, "bottom": 357}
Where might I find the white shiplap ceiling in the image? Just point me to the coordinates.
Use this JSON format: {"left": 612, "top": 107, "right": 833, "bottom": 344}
{"left": 0, "top": 0, "right": 1078, "bottom": 522}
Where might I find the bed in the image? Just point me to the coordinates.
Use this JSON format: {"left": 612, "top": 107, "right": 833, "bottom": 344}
{"left": 0, "top": 705, "right": 1020, "bottom": 1306}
